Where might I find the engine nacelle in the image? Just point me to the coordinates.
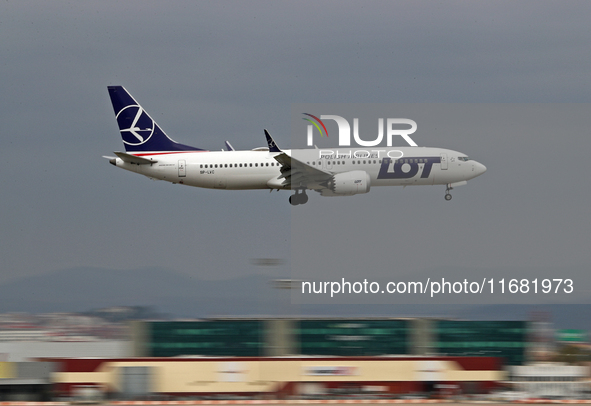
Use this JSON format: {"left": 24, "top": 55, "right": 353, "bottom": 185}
{"left": 321, "top": 170, "right": 371, "bottom": 196}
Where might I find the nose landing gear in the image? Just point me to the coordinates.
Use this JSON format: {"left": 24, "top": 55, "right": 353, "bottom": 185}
{"left": 289, "top": 189, "right": 309, "bottom": 205}
{"left": 444, "top": 184, "right": 453, "bottom": 201}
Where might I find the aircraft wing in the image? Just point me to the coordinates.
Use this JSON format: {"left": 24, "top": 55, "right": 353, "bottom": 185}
{"left": 273, "top": 152, "right": 332, "bottom": 188}
{"left": 264, "top": 129, "right": 331, "bottom": 189}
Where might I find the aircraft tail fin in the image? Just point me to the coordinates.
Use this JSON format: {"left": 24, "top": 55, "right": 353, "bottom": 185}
{"left": 264, "top": 129, "right": 281, "bottom": 153}
{"left": 108, "top": 86, "right": 206, "bottom": 153}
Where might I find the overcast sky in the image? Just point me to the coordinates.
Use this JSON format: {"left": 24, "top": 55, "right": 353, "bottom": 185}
{"left": 1, "top": 1, "right": 591, "bottom": 307}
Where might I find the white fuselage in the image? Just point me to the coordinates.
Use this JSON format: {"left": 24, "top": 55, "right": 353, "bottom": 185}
{"left": 112, "top": 147, "right": 486, "bottom": 191}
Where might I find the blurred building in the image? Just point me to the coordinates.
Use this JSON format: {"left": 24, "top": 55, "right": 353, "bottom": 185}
{"left": 0, "top": 341, "right": 130, "bottom": 362}
{"left": 0, "top": 361, "right": 55, "bottom": 401}
{"left": 509, "top": 363, "right": 589, "bottom": 398}
{"left": 528, "top": 312, "right": 555, "bottom": 362}
{"left": 556, "top": 329, "right": 589, "bottom": 345}
{"left": 0, "top": 311, "right": 129, "bottom": 341}
{"left": 47, "top": 355, "right": 503, "bottom": 398}
{"left": 435, "top": 320, "right": 527, "bottom": 365}
{"left": 131, "top": 318, "right": 528, "bottom": 365}
{"left": 0, "top": 309, "right": 135, "bottom": 362}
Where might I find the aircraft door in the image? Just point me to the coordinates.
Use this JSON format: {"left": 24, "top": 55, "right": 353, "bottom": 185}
{"left": 324, "top": 159, "right": 333, "bottom": 171}
{"left": 178, "top": 160, "right": 186, "bottom": 177}
{"left": 440, "top": 154, "right": 448, "bottom": 170}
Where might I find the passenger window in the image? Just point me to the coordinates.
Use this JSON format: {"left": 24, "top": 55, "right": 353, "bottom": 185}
{"left": 225, "top": 164, "right": 228, "bottom": 168}
{"left": 363, "top": 160, "right": 366, "bottom": 164}
{"left": 215, "top": 164, "right": 218, "bottom": 168}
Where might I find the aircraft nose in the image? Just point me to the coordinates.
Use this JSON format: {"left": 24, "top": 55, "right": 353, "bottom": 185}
{"left": 474, "top": 161, "right": 487, "bottom": 177}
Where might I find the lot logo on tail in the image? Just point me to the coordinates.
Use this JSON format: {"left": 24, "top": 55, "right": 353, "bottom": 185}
{"left": 116, "top": 105, "right": 154, "bottom": 146}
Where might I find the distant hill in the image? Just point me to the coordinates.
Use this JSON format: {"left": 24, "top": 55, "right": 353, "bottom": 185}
{"left": 0, "top": 266, "right": 275, "bottom": 316}
{"left": 0, "top": 266, "right": 589, "bottom": 329}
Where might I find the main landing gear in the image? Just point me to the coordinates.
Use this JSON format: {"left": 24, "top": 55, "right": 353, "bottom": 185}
{"left": 444, "top": 184, "right": 453, "bottom": 201}
{"left": 289, "top": 189, "right": 308, "bottom": 206}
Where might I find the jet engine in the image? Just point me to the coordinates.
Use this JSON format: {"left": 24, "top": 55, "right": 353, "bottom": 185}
{"left": 321, "top": 170, "right": 371, "bottom": 196}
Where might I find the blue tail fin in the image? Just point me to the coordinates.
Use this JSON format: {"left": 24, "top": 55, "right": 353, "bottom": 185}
{"left": 108, "top": 86, "right": 206, "bottom": 153}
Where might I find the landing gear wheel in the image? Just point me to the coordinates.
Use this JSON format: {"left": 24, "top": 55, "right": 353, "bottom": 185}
{"left": 300, "top": 193, "right": 309, "bottom": 204}
{"left": 444, "top": 184, "right": 453, "bottom": 201}
{"left": 289, "top": 189, "right": 308, "bottom": 206}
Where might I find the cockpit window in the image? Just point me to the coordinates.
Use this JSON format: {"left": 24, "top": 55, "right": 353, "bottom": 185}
{"left": 458, "top": 156, "right": 471, "bottom": 162}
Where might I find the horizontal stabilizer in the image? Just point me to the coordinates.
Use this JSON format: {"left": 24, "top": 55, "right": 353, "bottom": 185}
{"left": 114, "top": 151, "right": 158, "bottom": 165}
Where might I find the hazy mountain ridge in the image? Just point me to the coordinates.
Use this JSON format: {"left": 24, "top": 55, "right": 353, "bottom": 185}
{"left": 0, "top": 266, "right": 273, "bottom": 316}
{"left": 0, "top": 266, "right": 589, "bottom": 329}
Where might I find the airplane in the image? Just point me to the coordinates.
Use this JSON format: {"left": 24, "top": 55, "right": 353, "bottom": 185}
{"left": 104, "top": 86, "right": 487, "bottom": 205}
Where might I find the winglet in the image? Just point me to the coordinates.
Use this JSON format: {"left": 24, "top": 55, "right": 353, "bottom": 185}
{"left": 225, "top": 141, "right": 235, "bottom": 151}
{"left": 264, "top": 129, "right": 281, "bottom": 153}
